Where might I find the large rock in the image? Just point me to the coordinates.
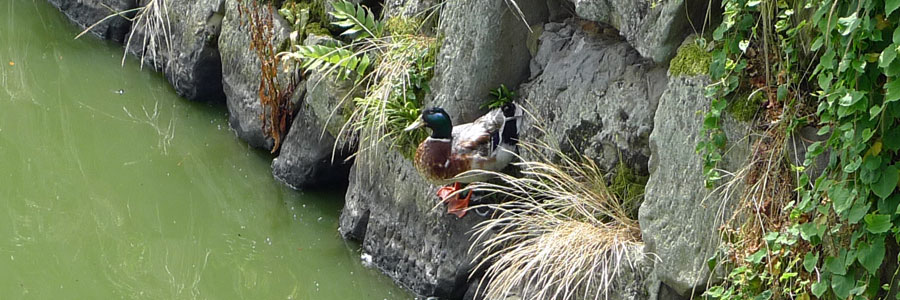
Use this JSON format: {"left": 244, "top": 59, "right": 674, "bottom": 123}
{"left": 271, "top": 101, "right": 350, "bottom": 189}
{"left": 427, "top": 0, "right": 550, "bottom": 123}
{"left": 340, "top": 148, "right": 488, "bottom": 298}
{"left": 47, "top": 0, "right": 137, "bottom": 43}
{"left": 519, "top": 19, "right": 668, "bottom": 174}
{"left": 127, "top": 0, "right": 227, "bottom": 102}
{"left": 219, "top": 0, "right": 293, "bottom": 150}
{"left": 272, "top": 34, "right": 356, "bottom": 189}
{"left": 569, "top": 0, "right": 715, "bottom": 63}
{"left": 638, "top": 75, "right": 751, "bottom": 296}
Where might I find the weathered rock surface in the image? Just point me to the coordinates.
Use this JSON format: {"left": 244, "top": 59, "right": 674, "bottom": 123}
{"left": 340, "top": 148, "right": 488, "bottom": 298}
{"left": 382, "top": 0, "right": 439, "bottom": 19}
{"left": 47, "top": 0, "right": 137, "bottom": 43}
{"left": 127, "top": 0, "right": 227, "bottom": 102}
{"left": 219, "top": 0, "right": 293, "bottom": 150}
{"left": 427, "top": 0, "right": 550, "bottom": 123}
{"left": 639, "top": 75, "right": 751, "bottom": 297}
{"left": 520, "top": 19, "right": 668, "bottom": 174}
{"left": 569, "top": 0, "right": 714, "bottom": 63}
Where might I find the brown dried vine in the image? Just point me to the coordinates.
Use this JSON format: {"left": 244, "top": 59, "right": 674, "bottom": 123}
{"left": 237, "top": 0, "right": 296, "bottom": 153}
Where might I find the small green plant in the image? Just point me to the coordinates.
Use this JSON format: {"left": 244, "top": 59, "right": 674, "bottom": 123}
{"left": 278, "top": 0, "right": 330, "bottom": 47}
{"left": 482, "top": 84, "right": 516, "bottom": 110}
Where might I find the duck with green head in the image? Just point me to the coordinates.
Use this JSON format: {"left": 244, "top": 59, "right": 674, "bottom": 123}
{"left": 404, "top": 103, "right": 521, "bottom": 217}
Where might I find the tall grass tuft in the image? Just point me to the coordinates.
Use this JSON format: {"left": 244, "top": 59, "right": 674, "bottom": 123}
{"left": 464, "top": 128, "right": 644, "bottom": 300}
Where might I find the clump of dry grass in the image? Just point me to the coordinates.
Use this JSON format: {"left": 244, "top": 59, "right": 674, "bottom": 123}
{"left": 464, "top": 134, "right": 643, "bottom": 300}
{"left": 77, "top": 0, "right": 173, "bottom": 71}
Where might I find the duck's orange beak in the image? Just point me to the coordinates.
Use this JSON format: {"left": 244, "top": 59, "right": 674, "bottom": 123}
{"left": 403, "top": 118, "right": 425, "bottom": 131}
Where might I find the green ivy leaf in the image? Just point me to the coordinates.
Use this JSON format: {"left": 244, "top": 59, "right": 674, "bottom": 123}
{"left": 830, "top": 185, "right": 853, "bottom": 215}
{"left": 705, "top": 286, "right": 725, "bottom": 298}
{"left": 838, "top": 13, "right": 860, "bottom": 36}
{"left": 881, "top": 193, "right": 900, "bottom": 215}
{"left": 832, "top": 273, "right": 855, "bottom": 299}
{"left": 889, "top": 0, "right": 900, "bottom": 17}
{"left": 886, "top": 79, "right": 900, "bottom": 103}
{"left": 874, "top": 165, "right": 899, "bottom": 199}
{"left": 848, "top": 200, "right": 870, "bottom": 224}
{"left": 746, "top": 249, "right": 766, "bottom": 264}
{"left": 811, "top": 278, "right": 829, "bottom": 297}
{"left": 881, "top": 45, "right": 898, "bottom": 69}
{"left": 803, "top": 251, "right": 819, "bottom": 272}
{"left": 865, "top": 213, "right": 893, "bottom": 233}
{"left": 857, "top": 237, "right": 886, "bottom": 274}
{"left": 799, "top": 222, "right": 818, "bottom": 241}
{"left": 825, "top": 254, "right": 847, "bottom": 275}
{"left": 811, "top": 36, "right": 824, "bottom": 51}
{"left": 844, "top": 156, "right": 863, "bottom": 173}
{"left": 871, "top": 104, "right": 884, "bottom": 119}
{"left": 808, "top": 141, "right": 825, "bottom": 157}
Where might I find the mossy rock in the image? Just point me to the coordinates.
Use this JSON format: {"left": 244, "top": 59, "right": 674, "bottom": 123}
{"left": 727, "top": 91, "right": 763, "bottom": 122}
{"left": 609, "top": 161, "right": 648, "bottom": 220}
{"left": 669, "top": 42, "right": 712, "bottom": 77}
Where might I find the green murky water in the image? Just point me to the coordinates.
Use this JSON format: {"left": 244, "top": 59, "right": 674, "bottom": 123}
{"left": 0, "top": 1, "right": 408, "bottom": 298}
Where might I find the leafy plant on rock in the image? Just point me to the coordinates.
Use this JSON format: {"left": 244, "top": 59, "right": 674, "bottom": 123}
{"left": 279, "top": 0, "right": 438, "bottom": 161}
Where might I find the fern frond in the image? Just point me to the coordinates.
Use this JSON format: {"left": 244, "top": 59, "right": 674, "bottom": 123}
{"left": 329, "top": 0, "right": 383, "bottom": 40}
{"left": 282, "top": 44, "right": 371, "bottom": 81}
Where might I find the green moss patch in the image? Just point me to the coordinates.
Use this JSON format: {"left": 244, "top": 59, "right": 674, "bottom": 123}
{"left": 609, "top": 161, "right": 648, "bottom": 219}
{"left": 669, "top": 42, "right": 712, "bottom": 77}
{"left": 385, "top": 16, "right": 421, "bottom": 36}
{"left": 727, "top": 91, "right": 763, "bottom": 122}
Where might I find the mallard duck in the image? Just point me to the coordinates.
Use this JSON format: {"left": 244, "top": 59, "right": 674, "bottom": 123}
{"left": 403, "top": 103, "right": 521, "bottom": 218}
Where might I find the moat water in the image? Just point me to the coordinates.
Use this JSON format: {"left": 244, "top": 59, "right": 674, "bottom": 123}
{"left": 0, "top": 0, "right": 408, "bottom": 298}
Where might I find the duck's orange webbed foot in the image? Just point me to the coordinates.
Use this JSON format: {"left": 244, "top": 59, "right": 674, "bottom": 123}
{"left": 436, "top": 182, "right": 470, "bottom": 218}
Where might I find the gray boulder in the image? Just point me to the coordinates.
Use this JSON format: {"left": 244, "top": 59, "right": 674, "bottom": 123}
{"left": 272, "top": 34, "right": 357, "bottom": 189}
{"left": 47, "top": 0, "right": 137, "bottom": 43}
{"left": 427, "top": 0, "right": 549, "bottom": 123}
{"left": 340, "top": 147, "right": 488, "bottom": 298}
{"left": 519, "top": 19, "right": 668, "bottom": 174}
{"left": 271, "top": 101, "right": 349, "bottom": 189}
{"left": 127, "top": 0, "right": 227, "bottom": 102}
{"left": 568, "top": 0, "right": 714, "bottom": 63}
{"left": 219, "top": 0, "right": 293, "bottom": 150}
{"left": 638, "top": 75, "right": 751, "bottom": 296}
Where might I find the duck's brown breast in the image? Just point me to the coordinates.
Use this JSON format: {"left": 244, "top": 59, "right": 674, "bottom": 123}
{"left": 415, "top": 138, "right": 470, "bottom": 183}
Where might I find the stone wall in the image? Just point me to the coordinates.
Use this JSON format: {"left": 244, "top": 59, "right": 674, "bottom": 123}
{"left": 48, "top": 0, "right": 752, "bottom": 298}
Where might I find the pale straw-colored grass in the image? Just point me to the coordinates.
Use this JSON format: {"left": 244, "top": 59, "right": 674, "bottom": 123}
{"left": 464, "top": 132, "right": 643, "bottom": 300}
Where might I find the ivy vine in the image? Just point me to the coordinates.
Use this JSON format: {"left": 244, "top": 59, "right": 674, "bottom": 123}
{"left": 701, "top": 0, "right": 900, "bottom": 299}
